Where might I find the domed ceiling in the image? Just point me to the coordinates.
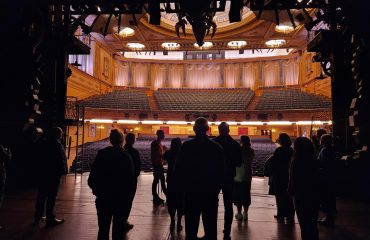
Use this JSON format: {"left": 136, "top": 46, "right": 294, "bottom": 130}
{"left": 90, "top": 3, "right": 310, "bottom": 54}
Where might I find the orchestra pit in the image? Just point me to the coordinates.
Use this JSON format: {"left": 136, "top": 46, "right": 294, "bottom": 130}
{"left": 0, "top": 1, "right": 369, "bottom": 240}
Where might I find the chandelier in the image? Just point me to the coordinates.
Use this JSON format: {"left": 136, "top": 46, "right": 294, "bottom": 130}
{"left": 194, "top": 42, "right": 213, "bottom": 50}
{"left": 275, "top": 25, "right": 295, "bottom": 34}
{"left": 227, "top": 40, "right": 247, "bottom": 49}
{"left": 161, "top": 42, "right": 181, "bottom": 50}
{"left": 126, "top": 43, "right": 145, "bottom": 50}
{"left": 265, "top": 39, "right": 286, "bottom": 48}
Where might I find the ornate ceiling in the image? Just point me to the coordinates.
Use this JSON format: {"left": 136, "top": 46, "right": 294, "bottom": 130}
{"left": 90, "top": 6, "right": 309, "bottom": 54}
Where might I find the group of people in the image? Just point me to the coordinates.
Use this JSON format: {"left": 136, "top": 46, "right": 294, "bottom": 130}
{"left": 0, "top": 121, "right": 335, "bottom": 240}
{"left": 87, "top": 118, "right": 337, "bottom": 240}
{"left": 266, "top": 130, "right": 336, "bottom": 240}
{"left": 148, "top": 119, "right": 255, "bottom": 240}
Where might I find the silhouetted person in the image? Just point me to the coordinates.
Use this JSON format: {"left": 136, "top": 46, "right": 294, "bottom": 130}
{"left": 213, "top": 122, "right": 241, "bottom": 240}
{"left": 233, "top": 135, "right": 254, "bottom": 222}
{"left": 288, "top": 137, "right": 319, "bottom": 240}
{"left": 88, "top": 129, "right": 135, "bottom": 240}
{"left": 269, "top": 133, "right": 295, "bottom": 223}
{"left": 313, "top": 128, "right": 327, "bottom": 155}
{"left": 176, "top": 117, "right": 225, "bottom": 240}
{"left": 34, "top": 127, "right": 68, "bottom": 227}
{"left": 0, "top": 144, "right": 11, "bottom": 230}
{"left": 123, "top": 133, "right": 141, "bottom": 229}
{"left": 163, "top": 137, "right": 183, "bottom": 231}
{"left": 317, "top": 134, "right": 336, "bottom": 227}
{"left": 151, "top": 129, "right": 167, "bottom": 205}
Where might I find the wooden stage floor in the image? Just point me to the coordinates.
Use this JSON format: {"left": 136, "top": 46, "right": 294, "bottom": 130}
{"left": 0, "top": 174, "right": 370, "bottom": 240}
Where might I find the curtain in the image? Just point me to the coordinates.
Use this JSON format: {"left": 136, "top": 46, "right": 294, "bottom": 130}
{"left": 168, "top": 64, "right": 183, "bottom": 88}
{"left": 262, "top": 61, "right": 279, "bottom": 87}
{"left": 151, "top": 64, "right": 167, "bottom": 90}
{"left": 283, "top": 58, "right": 299, "bottom": 85}
{"left": 68, "top": 42, "right": 94, "bottom": 75}
{"left": 241, "top": 63, "right": 257, "bottom": 89}
{"left": 186, "top": 64, "right": 221, "bottom": 88}
{"left": 114, "top": 61, "right": 129, "bottom": 86}
{"left": 224, "top": 64, "right": 240, "bottom": 88}
{"left": 131, "top": 63, "right": 148, "bottom": 87}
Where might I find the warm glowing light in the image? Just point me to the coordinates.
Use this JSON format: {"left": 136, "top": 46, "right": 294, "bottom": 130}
{"left": 117, "top": 120, "right": 139, "bottom": 124}
{"left": 84, "top": 119, "right": 332, "bottom": 126}
{"left": 134, "top": 127, "right": 140, "bottom": 131}
{"left": 88, "top": 119, "right": 113, "bottom": 123}
{"left": 126, "top": 43, "right": 145, "bottom": 50}
{"left": 275, "top": 25, "right": 295, "bottom": 34}
{"left": 265, "top": 39, "right": 286, "bottom": 48}
{"left": 266, "top": 121, "right": 292, "bottom": 125}
{"left": 119, "top": 27, "right": 135, "bottom": 37}
{"left": 227, "top": 41, "right": 247, "bottom": 49}
{"left": 194, "top": 42, "right": 213, "bottom": 49}
{"left": 167, "top": 121, "right": 188, "bottom": 125}
{"left": 240, "top": 121, "right": 264, "bottom": 125}
{"left": 142, "top": 120, "right": 163, "bottom": 125}
{"left": 161, "top": 42, "right": 180, "bottom": 50}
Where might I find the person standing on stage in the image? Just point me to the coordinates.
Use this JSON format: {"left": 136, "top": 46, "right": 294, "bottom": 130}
{"left": 34, "top": 127, "right": 68, "bottom": 227}
{"left": 213, "top": 122, "right": 242, "bottom": 240}
{"left": 176, "top": 117, "right": 225, "bottom": 240}
{"left": 151, "top": 130, "right": 167, "bottom": 205}
{"left": 88, "top": 129, "right": 135, "bottom": 240}
{"left": 123, "top": 132, "right": 141, "bottom": 229}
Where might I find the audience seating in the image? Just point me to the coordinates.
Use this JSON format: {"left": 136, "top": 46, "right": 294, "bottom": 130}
{"left": 154, "top": 89, "right": 255, "bottom": 111}
{"left": 80, "top": 89, "right": 151, "bottom": 110}
{"left": 69, "top": 136, "right": 276, "bottom": 176}
{"left": 255, "top": 89, "right": 331, "bottom": 110}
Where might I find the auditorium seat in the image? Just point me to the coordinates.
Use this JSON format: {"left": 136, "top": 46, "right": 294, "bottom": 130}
{"left": 154, "top": 89, "right": 255, "bottom": 111}
{"left": 255, "top": 89, "right": 331, "bottom": 110}
{"left": 80, "top": 89, "right": 151, "bottom": 110}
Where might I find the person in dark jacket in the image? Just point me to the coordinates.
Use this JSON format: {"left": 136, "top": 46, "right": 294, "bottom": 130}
{"left": 123, "top": 132, "right": 141, "bottom": 229}
{"left": 269, "top": 133, "right": 295, "bottom": 223}
{"left": 213, "top": 122, "right": 242, "bottom": 240}
{"left": 176, "top": 117, "right": 225, "bottom": 240}
{"left": 151, "top": 130, "right": 167, "bottom": 205}
{"left": 34, "top": 127, "right": 68, "bottom": 227}
{"left": 88, "top": 129, "right": 135, "bottom": 240}
{"left": 0, "top": 144, "right": 11, "bottom": 230}
{"left": 288, "top": 137, "right": 319, "bottom": 240}
{"left": 163, "top": 137, "right": 183, "bottom": 231}
{"left": 317, "top": 134, "right": 336, "bottom": 227}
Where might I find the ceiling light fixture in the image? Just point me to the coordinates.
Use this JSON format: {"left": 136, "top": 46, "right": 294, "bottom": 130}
{"left": 265, "top": 39, "right": 286, "bottom": 48}
{"left": 194, "top": 42, "right": 213, "bottom": 50}
{"left": 161, "top": 42, "right": 180, "bottom": 50}
{"left": 126, "top": 43, "right": 145, "bottom": 50}
{"left": 275, "top": 25, "right": 295, "bottom": 34}
{"left": 227, "top": 40, "right": 247, "bottom": 49}
{"left": 118, "top": 27, "right": 135, "bottom": 37}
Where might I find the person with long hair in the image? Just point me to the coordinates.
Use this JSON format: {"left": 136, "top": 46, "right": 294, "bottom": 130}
{"left": 233, "top": 135, "right": 254, "bottom": 221}
{"left": 269, "top": 133, "right": 295, "bottom": 223}
{"left": 289, "top": 137, "right": 319, "bottom": 240}
{"left": 163, "top": 137, "right": 183, "bottom": 231}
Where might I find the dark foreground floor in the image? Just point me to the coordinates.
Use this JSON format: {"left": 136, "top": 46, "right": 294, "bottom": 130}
{"left": 0, "top": 174, "right": 370, "bottom": 240}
